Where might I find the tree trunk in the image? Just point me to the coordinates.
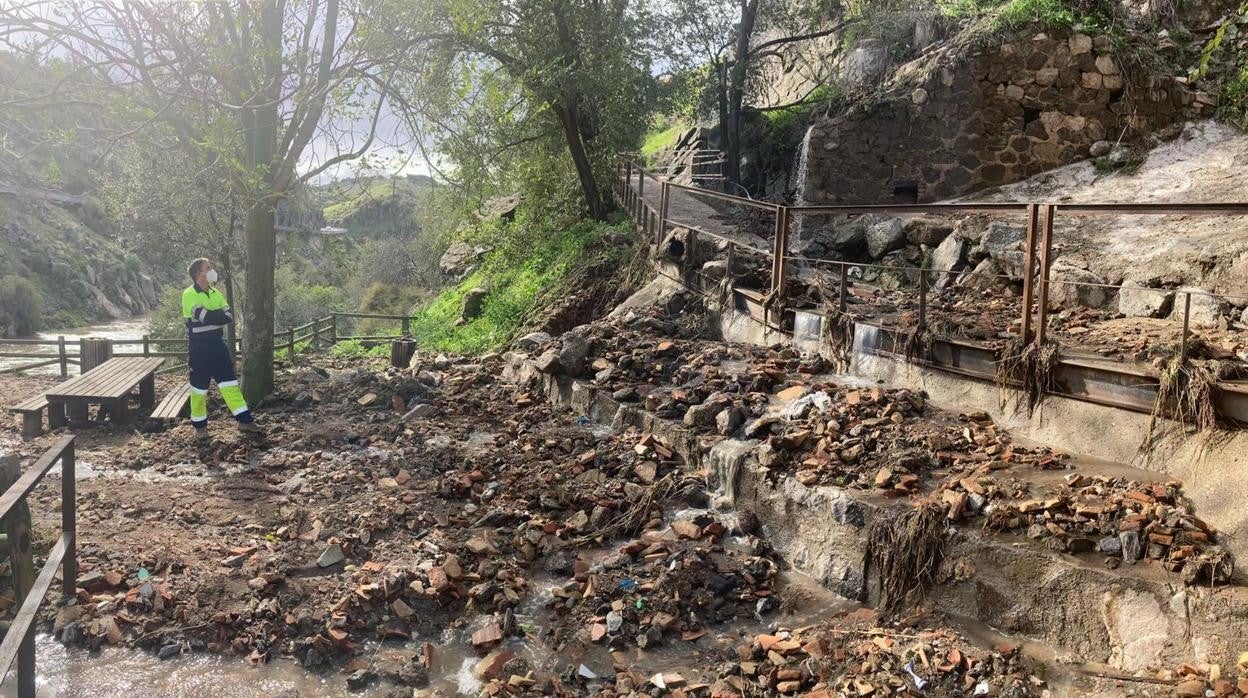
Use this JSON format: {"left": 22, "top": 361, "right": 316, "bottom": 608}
{"left": 221, "top": 213, "right": 238, "bottom": 360}
{"left": 241, "top": 200, "right": 277, "bottom": 404}
{"left": 554, "top": 99, "right": 608, "bottom": 221}
{"left": 716, "top": 61, "right": 729, "bottom": 155}
{"left": 726, "top": 0, "right": 760, "bottom": 187}
{"left": 239, "top": 0, "right": 282, "bottom": 405}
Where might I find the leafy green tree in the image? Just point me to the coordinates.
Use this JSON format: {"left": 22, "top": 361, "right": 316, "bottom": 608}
{"left": 383, "top": 0, "right": 657, "bottom": 220}
{"left": 0, "top": 0, "right": 410, "bottom": 402}
{"left": 0, "top": 276, "right": 43, "bottom": 338}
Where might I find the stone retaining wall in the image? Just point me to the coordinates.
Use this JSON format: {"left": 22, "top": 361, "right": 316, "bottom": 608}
{"left": 800, "top": 28, "right": 1215, "bottom": 204}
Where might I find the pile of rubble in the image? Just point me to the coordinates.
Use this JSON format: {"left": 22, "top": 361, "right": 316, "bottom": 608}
{"left": 706, "top": 609, "right": 1045, "bottom": 697}
{"left": 965, "top": 473, "right": 1234, "bottom": 583}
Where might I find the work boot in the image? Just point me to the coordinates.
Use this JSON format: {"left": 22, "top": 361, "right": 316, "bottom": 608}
{"left": 194, "top": 428, "right": 212, "bottom": 444}
{"left": 237, "top": 420, "right": 264, "bottom": 435}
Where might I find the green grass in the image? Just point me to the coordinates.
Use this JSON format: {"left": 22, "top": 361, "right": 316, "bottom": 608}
{"left": 938, "top": 0, "right": 1114, "bottom": 37}
{"left": 640, "top": 121, "right": 685, "bottom": 159}
{"left": 408, "top": 217, "right": 630, "bottom": 354}
{"left": 1222, "top": 65, "right": 1248, "bottom": 130}
{"left": 329, "top": 339, "right": 391, "bottom": 359}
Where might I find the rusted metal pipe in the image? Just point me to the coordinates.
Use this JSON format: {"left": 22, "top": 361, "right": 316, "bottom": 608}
{"left": 1035, "top": 204, "right": 1056, "bottom": 347}
{"left": 1019, "top": 204, "right": 1039, "bottom": 342}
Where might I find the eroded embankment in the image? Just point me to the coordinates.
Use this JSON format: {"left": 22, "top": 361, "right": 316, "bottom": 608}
{"left": 508, "top": 293, "right": 1248, "bottom": 682}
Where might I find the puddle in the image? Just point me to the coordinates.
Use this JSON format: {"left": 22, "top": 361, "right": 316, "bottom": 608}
{"left": 0, "top": 634, "right": 369, "bottom": 697}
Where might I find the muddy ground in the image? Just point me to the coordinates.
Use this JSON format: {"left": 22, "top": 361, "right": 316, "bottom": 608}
{"left": 1, "top": 305, "right": 1237, "bottom": 696}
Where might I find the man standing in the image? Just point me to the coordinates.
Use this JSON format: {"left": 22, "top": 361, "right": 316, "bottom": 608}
{"left": 182, "top": 258, "right": 262, "bottom": 437}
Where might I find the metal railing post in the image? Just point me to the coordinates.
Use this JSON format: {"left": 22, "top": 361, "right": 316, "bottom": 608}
{"left": 61, "top": 438, "right": 75, "bottom": 600}
{"left": 57, "top": 336, "right": 67, "bottom": 379}
{"left": 1019, "top": 204, "right": 1039, "bottom": 341}
{"left": 838, "top": 263, "right": 849, "bottom": 314}
{"left": 1181, "top": 292, "right": 1192, "bottom": 360}
{"left": 1035, "top": 204, "right": 1056, "bottom": 347}
{"left": 772, "top": 206, "right": 790, "bottom": 304}
{"left": 918, "top": 264, "right": 928, "bottom": 330}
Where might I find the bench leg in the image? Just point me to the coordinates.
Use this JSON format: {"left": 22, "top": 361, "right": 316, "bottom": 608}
{"left": 139, "top": 375, "right": 156, "bottom": 410}
{"left": 67, "top": 401, "right": 88, "bottom": 423}
{"left": 112, "top": 399, "right": 131, "bottom": 424}
{"left": 20, "top": 413, "right": 40, "bottom": 440}
{"left": 48, "top": 402, "right": 66, "bottom": 429}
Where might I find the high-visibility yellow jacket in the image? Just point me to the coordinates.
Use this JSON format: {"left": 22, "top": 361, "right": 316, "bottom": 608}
{"left": 181, "top": 284, "right": 233, "bottom": 342}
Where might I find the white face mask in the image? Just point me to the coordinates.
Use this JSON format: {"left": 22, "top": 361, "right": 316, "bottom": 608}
{"left": 206, "top": 269, "right": 219, "bottom": 284}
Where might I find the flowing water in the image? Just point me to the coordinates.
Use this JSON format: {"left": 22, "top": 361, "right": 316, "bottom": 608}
{"left": 789, "top": 125, "right": 816, "bottom": 248}
{"left": 0, "top": 316, "right": 152, "bottom": 375}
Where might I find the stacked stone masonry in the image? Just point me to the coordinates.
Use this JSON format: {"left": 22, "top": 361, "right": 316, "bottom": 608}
{"left": 801, "top": 29, "right": 1215, "bottom": 204}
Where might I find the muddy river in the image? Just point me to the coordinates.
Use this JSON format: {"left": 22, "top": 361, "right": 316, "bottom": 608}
{"left": 0, "top": 317, "right": 153, "bottom": 376}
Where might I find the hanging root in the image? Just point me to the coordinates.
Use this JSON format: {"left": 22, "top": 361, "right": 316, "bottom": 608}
{"left": 1146, "top": 344, "right": 1224, "bottom": 443}
{"left": 866, "top": 503, "right": 946, "bottom": 618}
{"left": 995, "top": 336, "right": 1059, "bottom": 415}
{"left": 828, "top": 311, "right": 854, "bottom": 369}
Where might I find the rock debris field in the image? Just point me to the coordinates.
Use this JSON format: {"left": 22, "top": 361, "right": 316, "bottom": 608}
{"left": 2, "top": 306, "right": 1242, "bottom": 696}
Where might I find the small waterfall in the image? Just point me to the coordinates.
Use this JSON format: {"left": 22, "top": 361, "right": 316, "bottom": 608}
{"left": 706, "top": 439, "right": 753, "bottom": 508}
{"left": 789, "top": 124, "right": 816, "bottom": 249}
{"left": 852, "top": 322, "right": 881, "bottom": 355}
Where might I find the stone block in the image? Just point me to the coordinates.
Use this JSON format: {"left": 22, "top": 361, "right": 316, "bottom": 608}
{"left": 1069, "top": 33, "right": 1093, "bottom": 55}
{"left": 1119, "top": 281, "right": 1173, "bottom": 318}
{"left": 1169, "top": 287, "right": 1228, "bottom": 329}
{"left": 1081, "top": 72, "right": 1103, "bottom": 89}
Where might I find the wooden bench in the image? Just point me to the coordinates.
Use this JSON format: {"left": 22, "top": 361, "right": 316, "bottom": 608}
{"left": 150, "top": 383, "right": 192, "bottom": 422}
{"left": 45, "top": 356, "right": 164, "bottom": 427}
{"left": 7, "top": 394, "right": 65, "bottom": 440}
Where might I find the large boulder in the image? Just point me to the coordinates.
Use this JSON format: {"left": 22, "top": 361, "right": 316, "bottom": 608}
{"left": 440, "top": 242, "right": 489, "bottom": 279}
{"left": 1047, "top": 263, "right": 1110, "bottom": 309}
{"left": 457, "top": 287, "right": 489, "bottom": 325}
{"left": 1169, "top": 286, "right": 1228, "bottom": 329}
{"left": 1118, "top": 281, "right": 1173, "bottom": 318}
{"left": 904, "top": 219, "right": 953, "bottom": 247}
{"left": 930, "top": 234, "right": 968, "bottom": 289}
{"left": 865, "top": 219, "right": 905, "bottom": 259}
{"left": 557, "top": 331, "right": 591, "bottom": 377}
{"left": 958, "top": 258, "right": 1013, "bottom": 294}
{"left": 842, "top": 40, "right": 890, "bottom": 88}
{"left": 974, "top": 221, "right": 1025, "bottom": 260}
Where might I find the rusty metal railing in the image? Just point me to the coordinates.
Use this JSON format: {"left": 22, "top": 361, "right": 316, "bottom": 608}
{"left": 0, "top": 434, "right": 76, "bottom": 696}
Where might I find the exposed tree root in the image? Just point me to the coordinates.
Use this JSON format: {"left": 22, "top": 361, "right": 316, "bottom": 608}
{"left": 866, "top": 503, "right": 946, "bottom": 618}
{"left": 1143, "top": 339, "right": 1243, "bottom": 447}
{"left": 995, "top": 336, "right": 1059, "bottom": 415}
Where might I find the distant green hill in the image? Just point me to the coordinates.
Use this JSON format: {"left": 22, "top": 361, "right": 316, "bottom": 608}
{"left": 313, "top": 175, "right": 440, "bottom": 237}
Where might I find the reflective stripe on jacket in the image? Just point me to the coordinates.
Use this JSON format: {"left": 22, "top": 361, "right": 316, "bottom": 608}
{"left": 182, "top": 284, "right": 233, "bottom": 341}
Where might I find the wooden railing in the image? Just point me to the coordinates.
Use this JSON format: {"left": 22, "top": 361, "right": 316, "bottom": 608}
{"left": 0, "top": 312, "right": 427, "bottom": 377}
{"left": 0, "top": 435, "right": 76, "bottom": 697}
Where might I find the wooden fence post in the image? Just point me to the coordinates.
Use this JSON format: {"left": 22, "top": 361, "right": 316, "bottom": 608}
{"left": 287, "top": 328, "right": 295, "bottom": 362}
{"left": 0, "top": 455, "right": 35, "bottom": 697}
{"left": 79, "top": 337, "right": 112, "bottom": 374}
{"left": 329, "top": 314, "right": 338, "bottom": 345}
{"left": 402, "top": 317, "right": 411, "bottom": 338}
{"left": 142, "top": 335, "right": 150, "bottom": 358}
{"left": 57, "top": 336, "right": 67, "bottom": 378}
{"left": 60, "top": 438, "right": 76, "bottom": 600}
{"left": 312, "top": 319, "right": 321, "bottom": 349}
{"left": 658, "top": 179, "right": 671, "bottom": 246}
